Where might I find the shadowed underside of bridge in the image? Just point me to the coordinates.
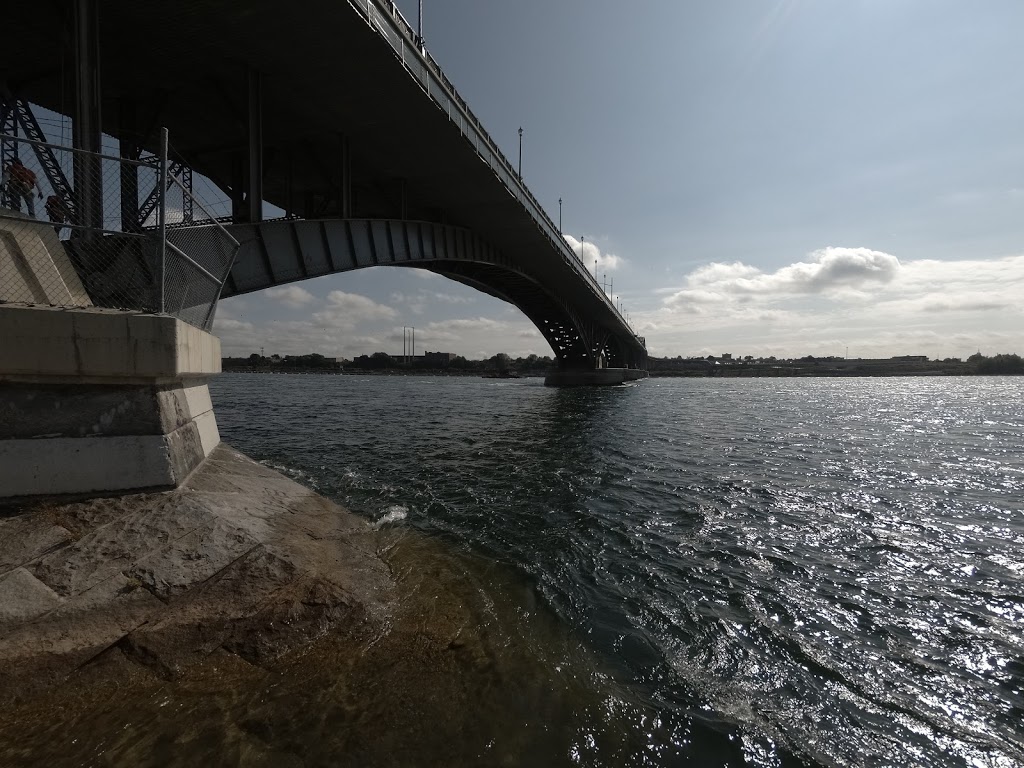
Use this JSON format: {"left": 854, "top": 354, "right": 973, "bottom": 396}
{"left": 2, "top": 0, "right": 647, "bottom": 370}
{"left": 218, "top": 218, "right": 640, "bottom": 367}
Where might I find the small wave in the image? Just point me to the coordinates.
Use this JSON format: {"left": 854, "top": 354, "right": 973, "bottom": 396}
{"left": 375, "top": 505, "right": 409, "bottom": 528}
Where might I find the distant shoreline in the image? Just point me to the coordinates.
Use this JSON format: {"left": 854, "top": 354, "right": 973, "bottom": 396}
{"left": 219, "top": 367, "right": 1021, "bottom": 379}
{"left": 221, "top": 367, "right": 545, "bottom": 377}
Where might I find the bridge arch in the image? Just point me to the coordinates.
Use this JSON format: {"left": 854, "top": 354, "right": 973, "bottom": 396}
{"left": 211, "top": 218, "right": 635, "bottom": 367}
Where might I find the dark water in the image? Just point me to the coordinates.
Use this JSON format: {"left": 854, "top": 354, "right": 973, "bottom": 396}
{"left": 210, "top": 374, "right": 1024, "bottom": 767}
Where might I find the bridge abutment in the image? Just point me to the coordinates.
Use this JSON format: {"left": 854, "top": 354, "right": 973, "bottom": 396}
{"left": 0, "top": 304, "right": 221, "bottom": 499}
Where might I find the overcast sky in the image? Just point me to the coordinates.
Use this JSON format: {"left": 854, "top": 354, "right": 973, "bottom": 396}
{"left": 217, "top": 0, "right": 1024, "bottom": 361}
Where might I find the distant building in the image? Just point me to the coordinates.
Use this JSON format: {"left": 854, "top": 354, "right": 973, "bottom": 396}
{"left": 423, "top": 350, "right": 457, "bottom": 366}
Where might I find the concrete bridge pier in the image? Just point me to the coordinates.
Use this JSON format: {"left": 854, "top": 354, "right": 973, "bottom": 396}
{"left": 544, "top": 367, "right": 649, "bottom": 387}
{"left": 1, "top": 209, "right": 223, "bottom": 500}
{"left": 0, "top": 303, "right": 222, "bottom": 500}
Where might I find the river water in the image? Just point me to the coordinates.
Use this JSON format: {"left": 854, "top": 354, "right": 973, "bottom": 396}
{"left": 208, "top": 374, "right": 1023, "bottom": 767}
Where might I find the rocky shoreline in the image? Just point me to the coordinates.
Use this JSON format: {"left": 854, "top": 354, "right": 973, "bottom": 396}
{"left": 0, "top": 445, "right": 622, "bottom": 766}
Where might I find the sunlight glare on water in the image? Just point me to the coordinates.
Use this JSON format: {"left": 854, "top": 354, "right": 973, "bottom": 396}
{"left": 208, "top": 374, "right": 1024, "bottom": 767}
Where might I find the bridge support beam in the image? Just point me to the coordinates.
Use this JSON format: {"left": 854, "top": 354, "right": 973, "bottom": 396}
{"left": 118, "top": 98, "right": 141, "bottom": 232}
{"left": 339, "top": 135, "right": 352, "bottom": 218}
{"left": 72, "top": 0, "right": 103, "bottom": 233}
{"left": 246, "top": 68, "right": 264, "bottom": 222}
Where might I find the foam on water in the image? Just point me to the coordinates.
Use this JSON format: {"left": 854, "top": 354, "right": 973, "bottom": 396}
{"left": 375, "top": 505, "right": 408, "bottom": 527}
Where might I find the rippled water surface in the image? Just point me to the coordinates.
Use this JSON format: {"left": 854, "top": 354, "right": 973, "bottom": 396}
{"left": 210, "top": 374, "right": 1024, "bottom": 766}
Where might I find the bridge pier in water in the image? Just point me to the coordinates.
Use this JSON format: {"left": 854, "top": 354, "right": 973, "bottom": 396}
{"left": 544, "top": 367, "right": 649, "bottom": 387}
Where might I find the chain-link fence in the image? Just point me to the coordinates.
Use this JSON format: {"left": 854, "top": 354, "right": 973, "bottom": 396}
{"left": 163, "top": 170, "right": 240, "bottom": 330}
{"left": 0, "top": 130, "right": 238, "bottom": 331}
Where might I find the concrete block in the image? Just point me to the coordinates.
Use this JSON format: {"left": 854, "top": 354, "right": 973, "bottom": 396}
{"left": 193, "top": 408, "right": 221, "bottom": 457}
{"left": 176, "top": 322, "right": 220, "bottom": 376}
{"left": 70, "top": 311, "right": 132, "bottom": 375}
{"left": 0, "top": 382, "right": 161, "bottom": 439}
{"left": 155, "top": 385, "right": 191, "bottom": 433}
{"left": 181, "top": 383, "right": 213, "bottom": 420}
{"left": 127, "top": 312, "right": 178, "bottom": 377}
{"left": 40, "top": 229, "right": 91, "bottom": 307}
{"left": 163, "top": 420, "right": 207, "bottom": 484}
{"left": 0, "top": 214, "right": 90, "bottom": 306}
{"left": 0, "top": 306, "right": 224, "bottom": 499}
{"left": 2, "top": 306, "right": 221, "bottom": 380}
{"left": 0, "top": 435, "right": 174, "bottom": 497}
{"left": 0, "top": 305, "right": 76, "bottom": 376}
{"left": 0, "top": 567, "right": 63, "bottom": 624}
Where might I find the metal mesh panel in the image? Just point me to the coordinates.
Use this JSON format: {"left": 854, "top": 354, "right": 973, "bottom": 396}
{"left": 161, "top": 168, "right": 239, "bottom": 331}
{"left": 0, "top": 132, "right": 238, "bottom": 330}
{"left": 1, "top": 133, "right": 161, "bottom": 313}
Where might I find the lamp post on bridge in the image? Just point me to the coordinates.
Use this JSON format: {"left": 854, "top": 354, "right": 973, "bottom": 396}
{"left": 558, "top": 197, "right": 562, "bottom": 234}
{"left": 517, "top": 127, "right": 523, "bottom": 178}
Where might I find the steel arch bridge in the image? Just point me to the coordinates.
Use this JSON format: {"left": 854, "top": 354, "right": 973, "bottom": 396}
{"left": 219, "top": 218, "right": 645, "bottom": 370}
{"left": 2, "top": 0, "right": 647, "bottom": 375}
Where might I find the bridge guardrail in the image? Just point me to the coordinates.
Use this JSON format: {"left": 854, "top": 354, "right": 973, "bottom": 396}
{"left": 0, "top": 130, "right": 238, "bottom": 331}
{"left": 353, "top": 0, "right": 641, "bottom": 343}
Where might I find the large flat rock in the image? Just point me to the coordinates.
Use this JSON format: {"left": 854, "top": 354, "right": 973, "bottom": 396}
{"left": 0, "top": 444, "right": 391, "bottom": 703}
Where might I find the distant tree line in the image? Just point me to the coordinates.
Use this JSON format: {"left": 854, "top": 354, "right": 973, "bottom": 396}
{"left": 224, "top": 353, "right": 340, "bottom": 370}
{"left": 968, "top": 353, "right": 1024, "bottom": 375}
{"left": 647, "top": 353, "right": 1024, "bottom": 377}
{"left": 225, "top": 351, "right": 1023, "bottom": 377}
{"left": 224, "top": 351, "right": 557, "bottom": 374}
{"left": 350, "top": 352, "right": 553, "bottom": 373}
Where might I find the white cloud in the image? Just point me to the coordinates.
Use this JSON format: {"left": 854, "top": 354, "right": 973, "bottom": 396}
{"left": 390, "top": 290, "right": 476, "bottom": 316}
{"left": 640, "top": 248, "right": 1024, "bottom": 359}
{"left": 264, "top": 285, "right": 316, "bottom": 309}
{"left": 564, "top": 235, "right": 624, "bottom": 272}
{"left": 665, "top": 247, "right": 900, "bottom": 310}
{"left": 313, "top": 291, "right": 398, "bottom": 328}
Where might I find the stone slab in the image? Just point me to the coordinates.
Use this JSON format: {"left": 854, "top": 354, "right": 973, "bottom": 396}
{"left": 0, "top": 518, "right": 72, "bottom": 573}
{"left": 0, "top": 567, "right": 63, "bottom": 624}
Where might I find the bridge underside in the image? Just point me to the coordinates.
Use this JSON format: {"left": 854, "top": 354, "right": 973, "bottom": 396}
{"left": 217, "top": 218, "right": 645, "bottom": 369}
{"left": 2, "top": 0, "right": 647, "bottom": 371}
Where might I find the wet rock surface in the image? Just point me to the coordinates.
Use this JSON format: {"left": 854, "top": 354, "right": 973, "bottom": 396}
{"left": 0, "top": 445, "right": 391, "bottom": 705}
{"left": 0, "top": 445, "right": 625, "bottom": 767}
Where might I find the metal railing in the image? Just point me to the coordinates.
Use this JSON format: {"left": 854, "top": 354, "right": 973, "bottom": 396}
{"left": 351, "top": 0, "right": 642, "bottom": 343}
{"left": 0, "top": 130, "right": 238, "bottom": 331}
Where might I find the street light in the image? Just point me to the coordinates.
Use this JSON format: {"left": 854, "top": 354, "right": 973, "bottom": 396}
{"left": 558, "top": 197, "right": 562, "bottom": 233}
{"left": 517, "top": 126, "right": 523, "bottom": 178}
